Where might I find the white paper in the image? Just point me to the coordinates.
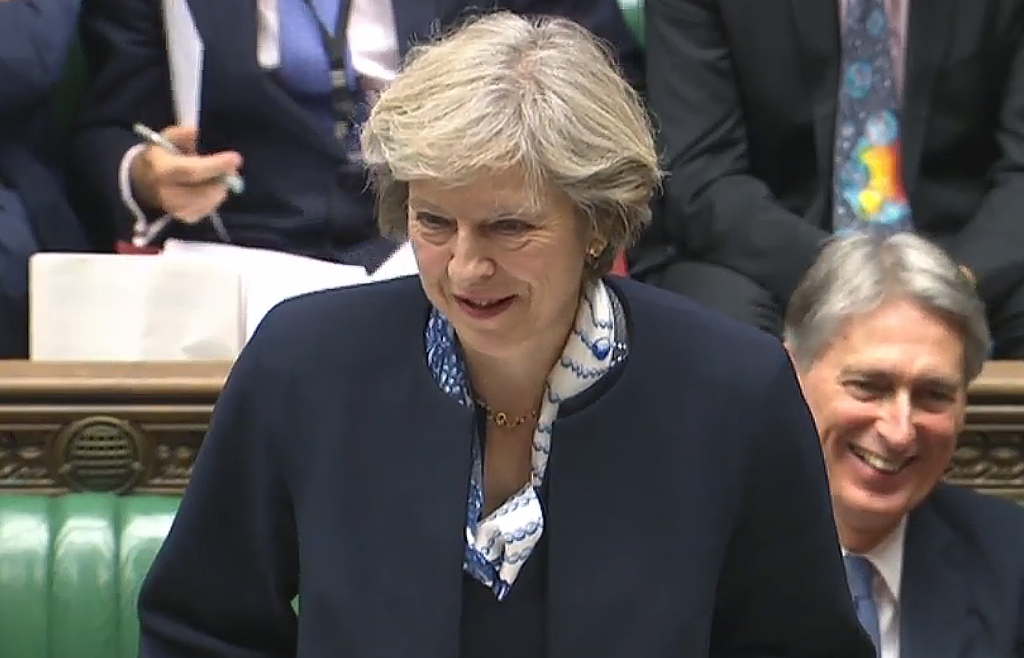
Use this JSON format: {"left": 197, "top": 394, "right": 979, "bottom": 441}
{"left": 29, "top": 253, "right": 244, "bottom": 361}
{"left": 161, "top": 240, "right": 418, "bottom": 340}
{"left": 369, "top": 241, "right": 418, "bottom": 282}
{"left": 162, "top": 0, "right": 203, "bottom": 126}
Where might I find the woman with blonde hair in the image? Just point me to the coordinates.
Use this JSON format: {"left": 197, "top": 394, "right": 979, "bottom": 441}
{"left": 137, "top": 13, "right": 874, "bottom": 658}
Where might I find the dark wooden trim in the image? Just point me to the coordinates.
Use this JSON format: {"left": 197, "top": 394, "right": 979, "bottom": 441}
{"left": 2, "top": 360, "right": 1024, "bottom": 497}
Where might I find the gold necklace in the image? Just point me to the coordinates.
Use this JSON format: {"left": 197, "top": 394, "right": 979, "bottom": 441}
{"left": 474, "top": 398, "right": 538, "bottom": 429}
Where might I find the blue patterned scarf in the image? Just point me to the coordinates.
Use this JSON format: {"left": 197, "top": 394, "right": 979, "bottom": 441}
{"left": 425, "top": 279, "right": 627, "bottom": 600}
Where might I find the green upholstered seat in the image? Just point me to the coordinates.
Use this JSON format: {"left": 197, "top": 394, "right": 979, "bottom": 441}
{"left": 0, "top": 494, "right": 179, "bottom": 658}
{"left": 618, "top": 0, "right": 645, "bottom": 47}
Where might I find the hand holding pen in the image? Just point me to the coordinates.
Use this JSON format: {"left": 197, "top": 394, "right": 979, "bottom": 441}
{"left": 129, "top": 124, "right": 245, "bottom": 242}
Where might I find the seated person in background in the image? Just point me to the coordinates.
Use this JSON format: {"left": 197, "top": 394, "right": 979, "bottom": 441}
{"left": 135, "top": 14, "right": 873, "bottom": 658}
{"left": 69, "top": 0, "right": 642, "bottom": 270}
{"left": 642, "top": 0, "right": 1024, "bottom": 357}
{"left": 0, "top": 0, "right": 89, "bottom": 358}
{"left": 787, "top": 232, "right": 1024, "bottom": 658}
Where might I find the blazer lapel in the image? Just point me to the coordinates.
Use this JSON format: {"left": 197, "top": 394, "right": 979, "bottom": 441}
{"left": 311, "top": 292, "right": 475, "bottom": 658}
{"left": 545, "top": 405, "right": 647, "bottom": 658}
{"left": 900, "top": 0, "right": 956, "bottom": 193}
{"left": 260, "top": 75, "right": 344, "bottom": 158}
{"left": 545, "top": 367, "right": 700, "bottom": 658}
{"left": 789, "top": 0, "right": 841, "bottom": 182}
{"left": 361, "top": 367, "right": 475, "bottom": 658}
{"left": 182, "top": 0, "right": 340, "bottom": 157}
{"left": 900, "top": 498, "right": 970, "bottom": 658}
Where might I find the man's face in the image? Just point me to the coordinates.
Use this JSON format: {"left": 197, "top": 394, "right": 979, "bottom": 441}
{"left": 794, "top": 298, "right": 967, "bottom": 547}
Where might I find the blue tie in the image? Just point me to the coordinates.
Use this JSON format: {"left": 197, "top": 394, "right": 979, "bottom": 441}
{"left": 277, "top": 0, "right": 344, "bottom": 98}
{"left": 845, "top": 555, "right": 881, "bottom": 655}
{"left": 832, "top": 0, "right": 913, "bottom": 234}
{"left": 277, "top": 0, "right": 367, "bottom": 158}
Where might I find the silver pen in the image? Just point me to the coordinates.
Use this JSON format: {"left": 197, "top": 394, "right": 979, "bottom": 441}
{"left": 132, "top": 122, "right": 243, "bottom": 243}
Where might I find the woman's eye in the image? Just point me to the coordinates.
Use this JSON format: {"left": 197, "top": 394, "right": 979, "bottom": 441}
{"left": 416, "top": 213, "right": 452, "bottom": 230}
{"left": 491, "top": 219, "right": 531, "bottom": 234}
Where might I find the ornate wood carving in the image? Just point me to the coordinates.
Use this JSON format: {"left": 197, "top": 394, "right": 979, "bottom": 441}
{"left": 3, "top": 360, "right": 1024, "bottom": 497}
{"left": 947, "top": 362, "right": 1024, "bottom": 500}
{"left": 0, "top": 361, "right": 227, "bottom": 494}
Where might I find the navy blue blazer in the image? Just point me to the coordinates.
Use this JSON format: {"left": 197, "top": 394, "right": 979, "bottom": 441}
{"left": 70, "top": 0, "right": 643, "bottom": 255}
{"left": 137, "top": 276, "right": 874, "bottom": 658}
{"left": 0, "top": 0, "right": 88, "bottom": 253}
{"left": 902, "top": 484, "right": 1024, "bottom": 658}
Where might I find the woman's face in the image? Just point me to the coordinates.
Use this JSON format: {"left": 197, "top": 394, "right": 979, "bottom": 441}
{"left": 408, "top": 168, "right": 592, "bottom": 363}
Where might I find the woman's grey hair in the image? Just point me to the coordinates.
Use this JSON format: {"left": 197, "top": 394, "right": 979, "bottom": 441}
{"left": 784, "top": 232, "right": 991, "bottom": 384}
{"left": 360, "top": 11, "right": 661, "bottom": 277}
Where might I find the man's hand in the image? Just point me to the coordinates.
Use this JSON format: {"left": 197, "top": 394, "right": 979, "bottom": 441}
{"left": 130, "top": 125, "right": 243, "bottom": 223}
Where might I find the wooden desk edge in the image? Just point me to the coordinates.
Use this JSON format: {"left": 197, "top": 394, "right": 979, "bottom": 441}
{"left": 1, "top": 359, "right": 1024, "bottom": 398}
{"left": 0, "top": 361, "right": 232, "bottom": 398}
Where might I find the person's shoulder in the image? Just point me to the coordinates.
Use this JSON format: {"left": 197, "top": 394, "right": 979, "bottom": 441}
{"left": 928, "top": 484, "right": 1024, "bottom": 540}
{"left": 923, "top": 485, "right": 1024, "bottom": 582}
{"left": 244, "top": 275, "right": 427, "bottom": 368}
{"left": 611, "top": 276, "right": 790, "bottom": 380}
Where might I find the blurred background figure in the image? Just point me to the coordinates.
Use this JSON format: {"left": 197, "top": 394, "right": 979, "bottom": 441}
{"left": 640, "top": 0, "right": 1024, "bottom": 359}
{"left": 69, "top": 0, "right": 642, "bottom": 272}
{"left": 787, "top": 232, "right": 1024, "bottom": 658}
{"left": 0, "top": 0, "right": 89, "bottom": 358}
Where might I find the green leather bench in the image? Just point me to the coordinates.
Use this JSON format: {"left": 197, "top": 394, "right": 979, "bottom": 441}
{"left": 0, "top": 494, "right": 179, "bottom": 658}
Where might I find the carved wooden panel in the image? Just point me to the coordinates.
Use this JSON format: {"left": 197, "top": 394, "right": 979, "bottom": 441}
{"left": 0, "top": 362, "right": 226, "bottom": 494}
{"left": 948, "top": 431, "right": 1024, "bottom": 499}
{"left": 3, "top": 360, "right": 1024, "bottom": 497}
{"left": 947, "top": 361, "right": 1024, "bottom": 500}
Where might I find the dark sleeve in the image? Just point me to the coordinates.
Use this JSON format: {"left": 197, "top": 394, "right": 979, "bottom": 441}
{"left": 137, "top": 315, "right": 299, "bottom": 657}
{"left": 0, "top": 0, "right": 81, "bottom": 115}
{"left": 710, "top": 350, "right": 875, "bottom": 658}
{"left": 647, "top": 0, "right": 828, "bottom": 303}
{"left": 69, "top": 0, "right": 174, "bottom": 238}
{"left": 506, "top": 0, "right": 644, "bottom": 91}
{"left": 948, "top": 28, "right": 1024, "bottom": 306}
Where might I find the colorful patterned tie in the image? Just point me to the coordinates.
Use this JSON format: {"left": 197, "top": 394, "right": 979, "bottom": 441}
{"left": 844, "top": 555, "right": 882, "bottom": 655}
{"left": 832, "top": 0, "right": 913, "bottom": 234}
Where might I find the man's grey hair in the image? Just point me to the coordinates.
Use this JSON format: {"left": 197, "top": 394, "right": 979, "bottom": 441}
{"left": 360, "top": 11, "right": 661, "bottom": 278}
{"left": 784, "top": 232, "right": 991, "bottom": 384}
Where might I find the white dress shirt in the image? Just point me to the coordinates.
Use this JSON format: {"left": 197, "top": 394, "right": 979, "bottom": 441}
{"left": 844, "top": 517, "right": 907, "bottom": 658}
{"left": 121, "top": 0, "right": 399, "bottom": 243}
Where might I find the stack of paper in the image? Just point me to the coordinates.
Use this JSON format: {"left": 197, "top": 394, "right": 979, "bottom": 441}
{"left": 29, "top": 253, "right": 245, "bottom": 361}
{"left": 161, "top": 239, "right": 418, "bottom": 339}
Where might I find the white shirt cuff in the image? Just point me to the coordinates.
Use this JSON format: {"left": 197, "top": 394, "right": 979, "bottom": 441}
{"left": 117, "top": 143, "right": 155, "bottom": 244}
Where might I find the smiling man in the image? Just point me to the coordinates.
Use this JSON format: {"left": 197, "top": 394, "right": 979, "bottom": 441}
{"left": 784, "top": 232, "right": 1024, "bottom": 658}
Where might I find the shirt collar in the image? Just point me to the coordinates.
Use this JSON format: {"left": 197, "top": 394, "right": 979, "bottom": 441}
{"left": 842, "top": 516, "right": 906, "bottom": 603}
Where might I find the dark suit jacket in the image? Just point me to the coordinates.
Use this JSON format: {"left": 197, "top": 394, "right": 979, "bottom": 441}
{"left": 646, "top": 0, "right": 1024, "bottom": 307}
{"left": 0, "top": 0, "right": 89, "bottom": 358}
{"left": 902, "top": 484, "right": 1024, "bottom": 658}
{"left": 70, "top": 0, "right": 643, "bottom": 255}
{"left": 137, "top": 276, "right": 874, "bottom": 658}
{"left": 0, "top": 0, "right": 88, "bottom": 253}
